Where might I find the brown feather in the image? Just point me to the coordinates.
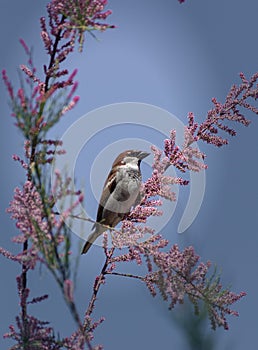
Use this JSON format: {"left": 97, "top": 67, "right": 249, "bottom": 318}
{"left": 81, "top": 150, "right": 149, "bottom": 255}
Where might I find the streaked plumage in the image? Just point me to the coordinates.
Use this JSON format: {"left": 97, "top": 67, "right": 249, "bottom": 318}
{"left": 81, "top": 150, "right": 149, "bottom": 254}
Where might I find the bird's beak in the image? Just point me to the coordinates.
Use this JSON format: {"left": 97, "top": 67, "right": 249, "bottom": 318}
{"left": 137, "top": 151, "right": 150, "bottom": 160}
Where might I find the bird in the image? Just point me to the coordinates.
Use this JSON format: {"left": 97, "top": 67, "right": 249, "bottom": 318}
{"left": 81, "top": 150, "right": 150, "bottom": 254}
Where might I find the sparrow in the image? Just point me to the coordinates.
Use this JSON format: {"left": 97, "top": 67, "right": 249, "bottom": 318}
{"left": 81, "top": 150, "right": 149, "bottom": 254}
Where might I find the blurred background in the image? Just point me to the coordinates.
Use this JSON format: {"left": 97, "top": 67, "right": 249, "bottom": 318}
{"left": 1, "top": 0, "right": 258, "bottom": 349}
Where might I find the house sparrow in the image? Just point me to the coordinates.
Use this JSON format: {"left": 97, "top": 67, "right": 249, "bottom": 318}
{"left": 81, "top": 150, "right": 150, "bottom": 254}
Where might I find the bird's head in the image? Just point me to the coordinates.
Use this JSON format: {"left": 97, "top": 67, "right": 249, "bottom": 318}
{"left": 112, "top": 150, "right": 150, "bottom": 169}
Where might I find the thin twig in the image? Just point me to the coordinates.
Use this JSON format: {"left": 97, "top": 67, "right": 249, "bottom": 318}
{"left": 21, "top": 240, "right": 28, "bottom": 328}
{"left": 44, "top": 15, "right": 66, "bottom": 93}
{"left": 85, "top": 248, "right": 115, "bottom": 320}
{"left": 105, "top": 271, "right": 144, "bottom": 280}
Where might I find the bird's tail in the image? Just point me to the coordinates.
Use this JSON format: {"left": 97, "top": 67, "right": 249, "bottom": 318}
{"left": 81, "top": 224, "right": 105, "bottom": 255}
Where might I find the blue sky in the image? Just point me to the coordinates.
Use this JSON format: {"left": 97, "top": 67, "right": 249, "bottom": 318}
{"left": 1, "top": 1, "right": 258, "bottom": 349}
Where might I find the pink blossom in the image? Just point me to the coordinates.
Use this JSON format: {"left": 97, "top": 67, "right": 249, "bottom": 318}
{"left": 40, "top": 17, "right": 52, "bottom": 54}
{"left": 12, "top": 154, "right": 28, "bottom": 170}
{"left": 3, "top": 275, "right": 62, "bottom": 349}
{"left": 0, "top": 247, "right": 21, "bottom": 263}
{"left": 20, "top": 64, "right": 42, "bottom": 85}
{"left": 64, "top": 279, "right": 74, "bottom": 302}
{"left": 7, "top": 181, "right": 49, "bottom": 240}
{"left": 61, "top": 95, "right": 80, "bottom": 115}
{"left": 19, "top": 38, "right": 30, "bottom": 55}
{"left": 64, "top": 315, "right": 105, "bottom": 349}
{"left": 2, "top": 69, "right": 14, "bottom": 99}
{"left": 7, "top": 176, "right": 83, "bottom": 266}
{"left": 194, "top": 72, "right": 258, "bottom": 147}
{"left": 143, "top": 244, "right": 245, "bottom": 330}
{"left": 47, "top": 0, "right": 115, "bottom": 51}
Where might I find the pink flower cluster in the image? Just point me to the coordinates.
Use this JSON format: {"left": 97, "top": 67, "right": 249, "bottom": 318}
{"left": 143, "top": 244, "right": 246, "bottom": 330}
{"left": 6, "top": 181, "right": 48, "bottom": 268}
{"left": 108, "top": 239, "right": 246, "bottom": 330}
{"left": 3, "top": 276, "right": 59, "bottom": 350}
{"left": 5, "top": 175, "right": 83, "bottom": 268}
{"left": 46, "top": 0, "right": 115, "bottom": 51}
{"left": 102, "top": 232, "right": 246, "bottom": 330}
{"left": 3, "top": 275, "right": 103, "bottom": 350}
{"left": 2, "top": 52, "right": 79, "bottom": 141}
{"left": 7, "top": 181, "right": 50, "bottom": 238}
{"left": 194, "top": 72, "right": 258, "bottom": 147}
{"left": 161, "top": 129, "right": 207, "bottom": 173}
{"left": 63, "top": 315, "right": 105, "bottom": 350}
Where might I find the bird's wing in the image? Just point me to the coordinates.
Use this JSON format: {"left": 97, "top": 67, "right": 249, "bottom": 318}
{"left": 96, "top": 169, "right": 117, "bottom": 223}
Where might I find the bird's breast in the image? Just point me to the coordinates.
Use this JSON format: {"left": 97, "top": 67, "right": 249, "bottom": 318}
{"left": 104, "top": 168, "right": 141, "bottom": 214}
